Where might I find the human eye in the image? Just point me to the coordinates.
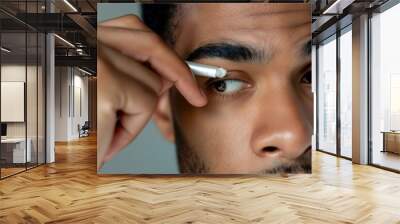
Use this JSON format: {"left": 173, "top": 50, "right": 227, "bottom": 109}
{"left": 207, "top": 79, "right": 250, "bottom": 96}
{"left": 300, "top": 70, "right": 311, "bottom": 85}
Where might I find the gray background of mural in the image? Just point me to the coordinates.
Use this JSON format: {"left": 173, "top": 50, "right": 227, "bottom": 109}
{"left": 98, "top": 3, "right": 179, "bottom": 174}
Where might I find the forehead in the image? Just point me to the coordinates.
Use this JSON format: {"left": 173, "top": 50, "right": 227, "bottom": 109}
{"left": 173, "top": 3, "right": 311, "bottom": 56}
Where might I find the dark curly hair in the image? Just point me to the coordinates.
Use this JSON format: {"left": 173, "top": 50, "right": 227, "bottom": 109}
{"left": 141, "top": 4, "right": 179, "bottom": 45}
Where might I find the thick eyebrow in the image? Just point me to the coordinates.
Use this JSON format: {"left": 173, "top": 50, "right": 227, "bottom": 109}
{"left": 186, "top": 42, "right": 268, "bottom": 63}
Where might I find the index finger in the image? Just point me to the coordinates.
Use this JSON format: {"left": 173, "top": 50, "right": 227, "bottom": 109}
{"left": 97, "top": 25, "right": 207, "bottom": 107}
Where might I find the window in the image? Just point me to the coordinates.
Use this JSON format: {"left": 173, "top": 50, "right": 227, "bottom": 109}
{"left": 339, "top": 26, "right": 352, "bottom": 158}
{"left": 317, "top": 35, "right": 337, "bottom": 154}
{"left": 370, "top": 2, "right": 400, "bottom": 171}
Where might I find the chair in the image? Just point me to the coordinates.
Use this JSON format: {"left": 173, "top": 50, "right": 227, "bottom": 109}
{"left": 78, "top": 121, "right": 90, "bottom": 138}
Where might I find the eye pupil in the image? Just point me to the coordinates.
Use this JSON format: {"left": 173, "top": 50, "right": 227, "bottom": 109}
{"left": 214, "top": 81, "right": 226, "bottom": 92}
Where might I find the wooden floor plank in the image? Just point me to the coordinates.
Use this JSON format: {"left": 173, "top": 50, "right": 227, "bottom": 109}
{"left": 0, "top": 135, "right": 399, "bottom": 223}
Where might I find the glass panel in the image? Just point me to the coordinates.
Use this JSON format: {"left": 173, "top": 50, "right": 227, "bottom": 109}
{"left": 26, "top": 0, "right": 38, "bottom": 169}
{"left": 0, "top": 1, "right": 46, "bottom": 178}
{"left": 38, "top": 32, "right": 45, "bottom": 165}
{"left": 339, "top": 27, "right": 352, "bottom": 158}
{"left": 27, "top": 31, "right": 38, "bottom": 169}
{"left": 317, "top": 35, "right": 337, "bottom": 154}
{"left": 371, "top": 3, "right": 400, "bottom": 171}
{"left": 1, "top": 30, "right": 27, "bottom": 177}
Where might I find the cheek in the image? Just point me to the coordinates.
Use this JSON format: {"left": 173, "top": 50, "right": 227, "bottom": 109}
{"left": 171, "top": 90, "right": 252, "bottom": 169}
{"left": 301, "top": 89, "right": 313, "bottom": 125}
{"left": 308, "top": 95, "right": 314, "bottom": 123}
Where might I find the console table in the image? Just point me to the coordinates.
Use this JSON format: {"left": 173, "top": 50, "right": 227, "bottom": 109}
{"left": 381, "top": 131, "right": 400, "bottom": 154}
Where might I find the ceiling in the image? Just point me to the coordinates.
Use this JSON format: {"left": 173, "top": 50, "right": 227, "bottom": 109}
{"left": 311, "top": 0, "right": 391, "bottom": 43}
{"left": 0, "top": 0, "right": 99, "bottom": 74}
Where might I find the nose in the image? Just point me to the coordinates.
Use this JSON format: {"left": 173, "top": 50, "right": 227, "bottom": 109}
{"left": 250, "top": 83, "right": 312, "bottom": 160}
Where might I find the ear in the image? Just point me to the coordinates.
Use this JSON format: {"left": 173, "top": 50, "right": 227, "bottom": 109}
{"left": 153, "top": 91, "right": 175, "bottom": 143}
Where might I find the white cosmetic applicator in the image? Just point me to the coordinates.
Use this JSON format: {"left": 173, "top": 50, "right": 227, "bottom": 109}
{"left": 186, "top": 61, "right": 227, "bottom": 78}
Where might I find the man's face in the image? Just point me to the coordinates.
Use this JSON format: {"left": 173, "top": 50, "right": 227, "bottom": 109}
{"left": 158, "top": 3, "right": 312, "bottom": 174}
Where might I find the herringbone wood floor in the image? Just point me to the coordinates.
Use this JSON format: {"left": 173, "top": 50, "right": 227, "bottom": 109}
{"left": 1, "top": 135, "right": 400, "bottom": 224}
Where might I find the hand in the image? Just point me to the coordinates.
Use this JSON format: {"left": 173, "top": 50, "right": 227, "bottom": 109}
{"left": 97, "top": 15, "right": 207, "bottom": 170}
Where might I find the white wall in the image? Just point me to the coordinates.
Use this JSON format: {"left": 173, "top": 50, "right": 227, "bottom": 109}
{"left": 54, "top": 66, "right": 69, "bottom": 141}
{"left": 72, "top": 73, "right": 89, "bottom": 138}
{"left": 54, "top": 67, "right": 89, "bottom": 141}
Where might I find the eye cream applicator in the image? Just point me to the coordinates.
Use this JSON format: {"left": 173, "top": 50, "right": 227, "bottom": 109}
{"left": 186, "top": 61, "right": 227, "bottom": 78}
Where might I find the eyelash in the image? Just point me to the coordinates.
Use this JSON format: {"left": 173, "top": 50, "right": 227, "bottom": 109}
{"left": 204, "top": 69, "right": 310, "bottom": 99}
{"left": 205, "top": 77, "right": 249, "bottom": 98}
